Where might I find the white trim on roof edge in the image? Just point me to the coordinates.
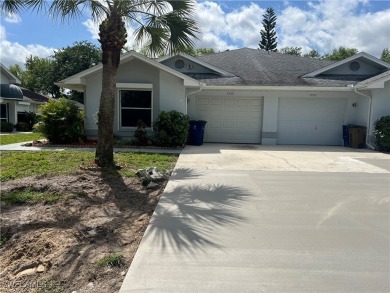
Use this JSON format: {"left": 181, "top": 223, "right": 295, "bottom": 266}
{"left": 158, "top": 53, "right": 235, "bottom": 77}
{"left": 302, "top": 52, "right": 390, "bottom": 78}
{"left": 202, "top": 85, "right": 354, "bottom": 91}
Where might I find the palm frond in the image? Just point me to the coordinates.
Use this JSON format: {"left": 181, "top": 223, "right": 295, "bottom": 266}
{"left": 1, "top": 0, "right": 25, "bottom": 14}
{"left": 131, "top": 0, "right": 199, "bottom": 55}
{"left": 134, "top": 21, "right": 169, "bottom": 56}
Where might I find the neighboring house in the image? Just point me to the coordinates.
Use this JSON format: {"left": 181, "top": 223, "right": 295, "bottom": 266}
{"left": 57, "top": 48, "right": 390, "bottom": 147}
{"left": 0, "top": 63, "right": 48, "bottom": 126}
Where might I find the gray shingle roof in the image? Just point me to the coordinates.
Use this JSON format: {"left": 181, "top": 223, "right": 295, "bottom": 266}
{"left": 21, "top": 88, "right": 49, "bottom": 103}
{"left": 195, "top": 48, "right": 373, "bottom": 87}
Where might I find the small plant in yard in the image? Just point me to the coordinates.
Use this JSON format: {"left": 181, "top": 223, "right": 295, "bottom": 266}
{"left": 0, "top": 121, "right": 14, "bottom": 132}
{"left": 153, "top": 110, "right": 189, "bottom": 147}
{"left": 97, "top": 253, "right": 124, "bottom": 268}
{"left": 35, "top": 98, "right": 84, "bottom": 144}
{"left": 133, "top": 119, "right": 148, "bottom": 146}
{"left": 373, "top": 115, "right": 390, "bottom": 152}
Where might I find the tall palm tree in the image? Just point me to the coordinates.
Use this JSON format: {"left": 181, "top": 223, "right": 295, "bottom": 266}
{"left": 2, "top": 0, "right": 199, "bottom": 167}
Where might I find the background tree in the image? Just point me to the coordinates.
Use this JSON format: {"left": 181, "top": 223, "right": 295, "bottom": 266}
{"left": 303, "top": 49, "right": 321, "bottom": 59}
{"left": 196, "top": 48, "right": 215, "bottom": 56}
{"left": 380, "top": 48, "right": 390, "bottom": 63}
{"left": 259, "top": 7, "right": 277, "bottom": 52}
{"left": 8, "top": 64, "right": 23, "bottom": 79}
{"left": 22, "top": 56, "right": 60, "bottom": 98}
{"left": 2, "top": 0, "right": 199, "bottom": 167}
{"left": 323, "top": 46, "right": 358, "bottom": 61}
{"left": 53, "top": 41, "right": 102, "bottom": 103}
{"left": 279, "top": 46, "right": 302, "bottom": 56}
{"left": 8, "top": 41, "right": 101, "bottom": 101}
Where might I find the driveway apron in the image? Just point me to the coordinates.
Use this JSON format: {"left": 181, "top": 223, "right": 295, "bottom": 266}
{"left": 120, "top": 144, "right": 389, "bottom": 292}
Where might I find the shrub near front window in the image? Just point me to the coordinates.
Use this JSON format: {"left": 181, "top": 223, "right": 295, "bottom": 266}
{"left": 153, "top": 111, "right": 189, "bottom": 147}
{"left": 0, "top": 122, "right": 14, "bottom": 132}
{"left": 374, "top": 115, "right": 390, "bottom": 152}
{"left": 36, "top": 98, "right": 84, "bottom": 144}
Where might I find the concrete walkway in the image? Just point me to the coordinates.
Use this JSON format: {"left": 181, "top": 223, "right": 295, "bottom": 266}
{"left": 120, "top": 144, "right": 389, "bottom": 292}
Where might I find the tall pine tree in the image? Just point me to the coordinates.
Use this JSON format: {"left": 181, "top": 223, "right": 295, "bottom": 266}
{"left": 259, "top": 8, "right": 277, "bottom": 52}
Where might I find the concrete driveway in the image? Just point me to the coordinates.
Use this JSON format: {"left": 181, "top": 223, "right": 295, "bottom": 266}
{"left": 120, "top": 144, "right": 389, "bottom": 292}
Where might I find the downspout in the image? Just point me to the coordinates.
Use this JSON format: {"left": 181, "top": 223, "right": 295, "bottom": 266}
{"left": 353, "top": 87, "right": 375, "bottom": 150}
{"left": 185, "top": 83, "right": 204, "bottom": 115}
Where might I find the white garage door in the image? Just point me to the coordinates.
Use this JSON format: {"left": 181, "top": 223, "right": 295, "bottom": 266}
{"left": 196, "top": 96, "right": 263, "bottom": 143}
{"left": 277, "top": 98, "right": 347, "bottom": 145}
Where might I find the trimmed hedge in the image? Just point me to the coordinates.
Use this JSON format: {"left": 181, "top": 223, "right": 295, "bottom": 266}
{"left": 373, "top": 115, "right": 390, "bottom": 152}
{"left": 0, "top": 122, "right": 14, "bottom": 132}
{"left": 153, "top": 110, "right": 189, "bottom": 147}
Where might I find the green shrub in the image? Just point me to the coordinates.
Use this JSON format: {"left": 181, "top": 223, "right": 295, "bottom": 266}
{"left": 36, "top": 98, "right": 84, "bottom": 144}
{"left": 16, "top": 122, "right": 31, "bottom": 132}
{"left": 0, "top": 122, "right": 14, "bottom": 132}
{"left": 24, "top": 111, "right": 40, "bottom": 129}
{"left": 133, "top": 120, "right": 148, "bottom": 146}
{"left": 153, "top": 110, "right": 189, "bottom": 147}
{"left": 373, "top": 115, "right": 390, "bottom": 152}
{"left": 97, "top": 253, "right": 124, "bottom": 268}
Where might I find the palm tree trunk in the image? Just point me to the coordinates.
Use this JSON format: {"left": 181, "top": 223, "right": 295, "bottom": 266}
{"left": 95, "top": 13, "right": 126, "bottom": 167}
{"left": 95, "top": 51, "right": 117, "bottom": 167}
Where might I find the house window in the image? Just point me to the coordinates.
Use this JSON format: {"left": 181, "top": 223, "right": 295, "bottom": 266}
{"left": 0, "top": 104, "right": 8, "bottom": 122}
{"left": 120, "top": 90, "right": 152, "bottom": 127}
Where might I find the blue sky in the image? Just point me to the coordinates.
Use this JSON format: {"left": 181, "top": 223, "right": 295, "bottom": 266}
{"left": 1, "top": 0, "right": 389, "bottom": 67}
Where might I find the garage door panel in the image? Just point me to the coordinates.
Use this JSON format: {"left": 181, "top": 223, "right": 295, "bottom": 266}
{"left": 197, "top": 96, "right": 263, "bottom": 143}
{"left": 277, "top": 98, "right": 346, "bottom": 145}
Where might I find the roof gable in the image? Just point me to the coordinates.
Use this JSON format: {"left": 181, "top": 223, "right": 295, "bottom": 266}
{"left": 56, "top": 51, "right": 199, "bottom": 91}
{"left": 159, "top": 53, "right": 235, "bottom": 77}
{"left": 302, "top": 52, "right": 390, "bottom": 78}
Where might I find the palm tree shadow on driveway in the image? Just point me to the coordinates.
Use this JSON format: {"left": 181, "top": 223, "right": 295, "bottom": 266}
{"left": 144, "top": 168, "right": 252, "bottom": 255}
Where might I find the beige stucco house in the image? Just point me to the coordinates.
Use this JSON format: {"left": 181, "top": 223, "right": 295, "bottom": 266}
{"left": 57, "top": 48, "right": 390, "bottom": 148}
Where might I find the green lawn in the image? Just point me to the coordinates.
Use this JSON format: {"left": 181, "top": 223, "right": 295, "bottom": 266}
{"left": 0, "top": 151, "right": 178, "bottom": 182}
{"left": 0, "top": 133, "right": 45, "bottom": 145}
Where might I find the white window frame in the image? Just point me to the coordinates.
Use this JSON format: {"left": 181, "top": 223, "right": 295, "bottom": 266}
{"left": 117, "top": 83, "right": 153, "bottom": 130}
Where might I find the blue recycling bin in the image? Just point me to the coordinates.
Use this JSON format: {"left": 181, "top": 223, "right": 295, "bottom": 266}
{"left": 343, "top": 125, "right": 351, "bottom": 147}
{"left": 188, "top": 120, "right": 207, "bottom": 146}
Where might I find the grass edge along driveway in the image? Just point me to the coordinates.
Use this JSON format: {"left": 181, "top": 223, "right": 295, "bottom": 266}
{"left": 0, "top": 151, "right": 178, "bottom": 182}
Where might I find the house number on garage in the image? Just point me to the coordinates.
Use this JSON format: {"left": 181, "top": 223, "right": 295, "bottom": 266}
{"left": 227, "top": 91, "right": 235, "bottom": 96}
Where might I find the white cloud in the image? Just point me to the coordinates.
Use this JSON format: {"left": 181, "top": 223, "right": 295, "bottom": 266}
{"left": 278, "top": 0, "right": 390, "bottom": 57}
{"left": 82, "top": 19, "right": 99, "bottom": 39}
{"left": 192, "top": 1, "right": 264, "bottom": 51}
{"left": 4, "top": 12, "right": 22, "bottom": 24}
{"left": 190, "top": 0, "right": 389, "bottom": 57}
{"left": 0, "top": 26, "right": 55, "bottom": 68}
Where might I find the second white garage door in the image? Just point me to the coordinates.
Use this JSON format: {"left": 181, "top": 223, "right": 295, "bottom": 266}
{"left": 196, "top": 96, "right": 263, "bottom": 143}
{"left": 277, "top": 98, "right": 347, "bottom": 145}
